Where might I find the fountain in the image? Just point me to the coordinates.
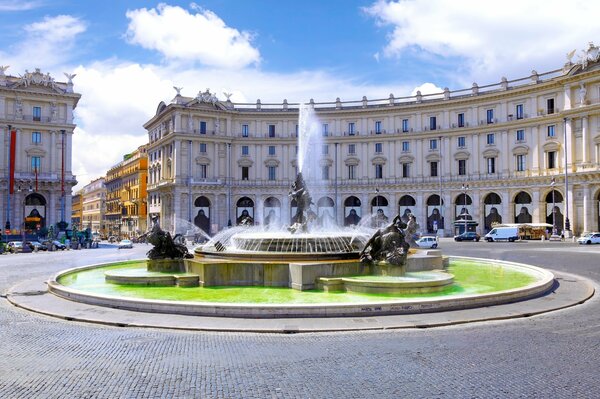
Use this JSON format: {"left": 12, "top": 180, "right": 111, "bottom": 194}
{"left": 45, "top": 103, "right": 555, "bottom": 318}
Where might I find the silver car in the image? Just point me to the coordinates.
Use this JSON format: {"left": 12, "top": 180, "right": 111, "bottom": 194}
{"left": 117, "top": 239, "right": 133, "bottom": 249}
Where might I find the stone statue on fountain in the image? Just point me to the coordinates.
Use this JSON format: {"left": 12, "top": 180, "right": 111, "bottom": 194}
{"left": 146, "top": 217, "right": 193, "bottom": 260}
{"left": 288, "top": 172, "right": 316, "bottom": 234}
{"left": 360, "top": 214, "right": 410, "bottom": 266}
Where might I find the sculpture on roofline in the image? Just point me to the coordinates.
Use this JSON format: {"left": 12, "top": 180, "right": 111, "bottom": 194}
{"left": 64, "top": 72, "right": 76, "bottom": 85}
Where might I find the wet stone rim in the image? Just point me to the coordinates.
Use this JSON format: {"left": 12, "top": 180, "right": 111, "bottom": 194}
{"left": 45, "top": 256, "right": 555, "bottom": 318}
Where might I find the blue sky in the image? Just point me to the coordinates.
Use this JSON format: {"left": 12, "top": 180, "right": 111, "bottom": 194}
{"left": 1, "top": 0, "right": 599, "bottom": 188}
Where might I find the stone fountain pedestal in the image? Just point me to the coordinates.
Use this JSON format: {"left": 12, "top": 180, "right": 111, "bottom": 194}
{"left": 106, "top": 248, "right": 451, "bottom": 295}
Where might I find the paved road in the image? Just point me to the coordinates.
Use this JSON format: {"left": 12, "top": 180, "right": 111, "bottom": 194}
{"left": 1, "top": 240, "right": 599, "bottom": 398}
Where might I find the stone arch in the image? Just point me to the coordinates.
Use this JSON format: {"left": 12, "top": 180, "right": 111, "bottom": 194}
{"left": 24, "top": 193, "right": 46, "bottom": 230}
{"left": 426, "top": 195, "right": 444, "bottom": 233}
{"left": 370, "top": 195, "right": 389, "bottom": 227}
{"left": 193, "top": 196, "right": 211, "bottom": 234}
{"left": 263, "top": 196, "right": 281, "bottom": 227}
{"left": 514, "top": 191, "right": 533, "bottom": 224}
{"left": 398, "top": 195, "right": 416, "bottom": 223}
{"left": 483, "top": 192, "right": 503, "bottom": 231}
{"left": 344, "top": 196, "right": 361, "bottom": 226}
{"left": 316, "top": 196, "right": 335, "bottom": 226}
{"left": 236, "top": 196, "right": 255, "bottom": 225}
{"left": 545, "top": 190, "right": 564, "bottom": 233}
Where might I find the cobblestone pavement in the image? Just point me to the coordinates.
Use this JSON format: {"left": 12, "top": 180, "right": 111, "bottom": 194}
{"left": 1, "top": 241, "right": 599, "bottom": 398}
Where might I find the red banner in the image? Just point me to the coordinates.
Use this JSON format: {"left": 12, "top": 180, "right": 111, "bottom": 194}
{"left": 9, "top": 129, "right": 16, "bottom": 194}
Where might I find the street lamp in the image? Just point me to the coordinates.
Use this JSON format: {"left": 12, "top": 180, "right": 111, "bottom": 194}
{"left": 551, "top": 177, "right": 557, "bottom": 236}
{"left": 461, "top": 183, "right": 469, "bottom": 234}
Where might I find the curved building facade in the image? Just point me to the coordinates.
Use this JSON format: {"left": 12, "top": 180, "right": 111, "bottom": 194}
{"left": 144, "top": 49, "right": 600, "bottom": 237}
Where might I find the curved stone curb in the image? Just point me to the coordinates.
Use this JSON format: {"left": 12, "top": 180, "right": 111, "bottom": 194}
{"left": 5, "top": 269, "right": 595, "bottom": 333}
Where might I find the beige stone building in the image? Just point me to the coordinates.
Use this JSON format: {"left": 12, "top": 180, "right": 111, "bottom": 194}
{"left": 0, "top": 67, "right": 80, "bottom": 233}
{"left": 81, "top": 177, "right": 106, "bottom": 235}
{"left": 144, "top": 44, "right": 600, "bottom": 237}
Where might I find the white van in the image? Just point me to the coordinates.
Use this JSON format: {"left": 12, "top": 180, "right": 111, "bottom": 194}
{"left": 484, "top": 226, "right": 519, "bottom": 242}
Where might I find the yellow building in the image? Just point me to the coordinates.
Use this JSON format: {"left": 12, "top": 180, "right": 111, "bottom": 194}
{"left": 104, "top": 146, "right": 148, "bottom": 239}
{"left": 71, "top": 190, "right": 83, "bottom": 230}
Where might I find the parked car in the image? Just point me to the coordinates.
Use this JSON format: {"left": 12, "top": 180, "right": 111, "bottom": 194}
{"left": 577, "top": 232, "right": 600, "bottom": 245}
{"left": 7, "top": 241, "right": 24, "bottom": 253}
{"left": 108, "top": 236, "right": 118, "bottom": 243}
{"left": 27, "top": 241, "right": 48, "bottom": 251}
{"left": 454, "top": 232, "right": 481, "bottom": 242}
{"left": 415, "top": 236, "right": 438, "bottom": 248}
{"left": 42, "top": 240, "right": 67, "bottom": 251}
{"left": 117, "top": 239, "right": 133, "bottom": 249}
{"left": 484, "top": 226, "right": 519, "bottom": 242}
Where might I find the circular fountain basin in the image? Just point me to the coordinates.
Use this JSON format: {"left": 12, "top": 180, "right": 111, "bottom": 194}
{"left": 47, "top": 257, "right": 555, "bottom": 318}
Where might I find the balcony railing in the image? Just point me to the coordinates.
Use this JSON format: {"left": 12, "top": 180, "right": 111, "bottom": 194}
{"left": 2, "top": 114, "right": 69, "bottom": 124}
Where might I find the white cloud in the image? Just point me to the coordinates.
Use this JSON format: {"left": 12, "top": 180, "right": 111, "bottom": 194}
{"left": 72, "top": 129, "right": 146, "bottom": 188}
{"left": 411, "top": 82, "right": 443, "bottom": 96}
{"left": 0, "top": 15, "right": 86, "bottom": 72}
{"left": 25, "top": 14, "right": 86, "bottom": 41}
{"left": 365, "top": 0, "right": 600, "bottom": 85}
{"left": 0, "top": 0, "right": 43, "bottom": 11}
{"left": 125, "top": 4, "right": 260, "bottom": 69}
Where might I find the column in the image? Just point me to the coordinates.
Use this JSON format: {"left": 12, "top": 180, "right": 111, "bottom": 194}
{"left": 471, "top": 134, "right": 480, "bottom": 176}
{"left": 532, "top": 190, "right": 542, "bottom": 224}
{"left": 472, "top": 190, "right": 481, "bottom": 233}
{"left": 361, "top": 142, "right": 368, "bottom": 178}
{"left": 49, "top": 130, "right": 56, "bottom": 175}
{"left": 442, "top": 192, "right": 451, "bottom": 236}
{"left": 173, "top": 140, "right": 181, "bottom": 179}
{"left": 415, "top": 139, "right": 423, "bottom": 177}
{"left": 416, "top": 192, "right": 425, "bottom": 232}
{"left": 501, "top": 191, "right": 510, "bottom": 226}
{"left": 0, "top": 126, "right": 5, "bottom": 174}
{"left": 582, "top": 116, "right": 589, "bottom": 164}
{"left": 65, "top": 192, "right": 73, "bottom": 226}
{"left": 501, "top": 131, "right": 509, "bottom": 175}
{"left": 361, "top": 192, "right": 370, "bottom": 218}
{"left": 66, "top": 131, "right": 73, "bottom": 173}
{"left": 567, "top": 186, "right": 575, "bottom": 233}
{"left": 565, "top": 118, "right": 573, "bottom": 169}
{"left": 531, "top": 126, "right": 540, "bottom": 173}
{"left": 582, "top": 185, "right": 591, "bottom": 233}
{"left": 563, "top": 84, "right": 572, "bottom": 110}
{"left": 442, "top": 137, "right": 450, "bottom": 177}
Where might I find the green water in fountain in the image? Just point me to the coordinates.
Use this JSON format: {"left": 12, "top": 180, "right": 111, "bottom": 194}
{"left": 58, "top": 259, "right": 537, "bottom": 305}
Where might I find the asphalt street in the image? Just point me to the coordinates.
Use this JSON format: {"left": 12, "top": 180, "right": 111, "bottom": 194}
{"left": 1, "top": 240, "right": 599, "bottom": 398}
